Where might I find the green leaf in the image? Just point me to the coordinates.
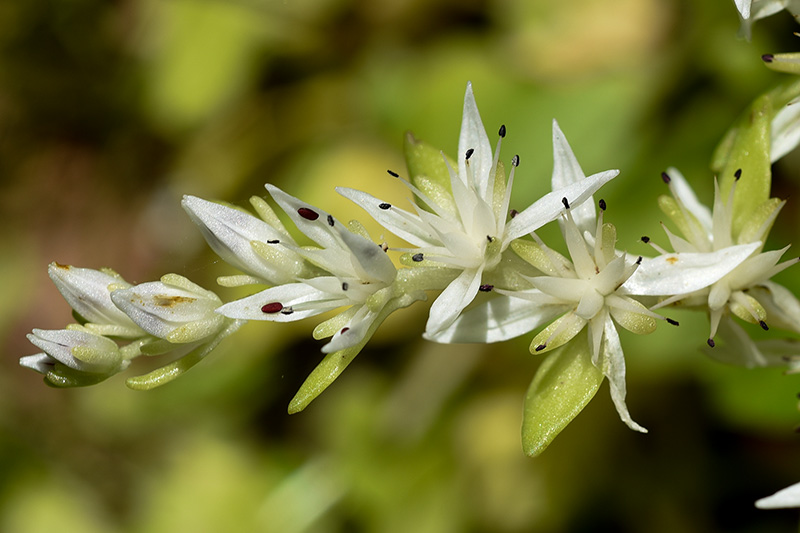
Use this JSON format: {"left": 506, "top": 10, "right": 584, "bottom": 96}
{"left": 522, "top": 337, "right": 604, "bottom": 457}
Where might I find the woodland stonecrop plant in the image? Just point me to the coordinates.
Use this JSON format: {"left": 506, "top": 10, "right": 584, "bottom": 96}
{"left": 19, "top": 80, "right": 800, "bottom": 460}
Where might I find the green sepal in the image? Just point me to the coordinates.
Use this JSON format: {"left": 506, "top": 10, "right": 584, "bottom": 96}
{"left": 522, "top": 337, "right": 604, "bottom": 457}
{"left": 45, "top": 365, "right": 110, "bottom": 388}
{"left": 403, "top": 132, "right": 456, "bottom": 213}
{"left": 737, "top": 197, "right": 784, "bottom": 245}
{"left": 126, "top": 319, "right": 243, "bottom": 390}
{"left": 288, "top": 292, "right": 423, "bottom": 413}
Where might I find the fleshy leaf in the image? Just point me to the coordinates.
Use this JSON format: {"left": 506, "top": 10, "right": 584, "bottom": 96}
{"left": 522, "top": 337, "right": 604, "bottom": 457}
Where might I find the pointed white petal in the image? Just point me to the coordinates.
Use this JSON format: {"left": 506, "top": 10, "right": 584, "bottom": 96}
{"left": 424, "top": 267, "right": 484, "bottom": 335}
{"left": 756, "top": 481, "right": 800, "bottom": 509}
{"left": 215, "top": 283, "right": 342, "bottom": 321}
{"left": 751, "top": 280, "right": 800, "bottom": 334}
{"left": 619, "top": 242, "right": 760, "bottom": 296}
{"left": 425, "top": 295, "right": 566, "bottom": 343}
{"left": 336, "top": 226, "right": 397, "bottom": 285}
{"left": 458, "top": 82, "right": 493, "bottom": 201}
{"left": 551, "top": 120, "right": 596, "bottom": 233}
{"left": 20, "top": 353, "right": 55, "bottom": 375}
{"left": 702, "top": 316, "right": 770, "bottom": 367}
{"left": 771, "top": 100, "right": 800, "bottom": 161}
{"left": 321, "top": 305, "right": 378, "bottom": 353}
{"left": 336, "top": 187, "right": 436, "bottom": 247}
{"left": 266, "top": 184, "right": 340, "bottom": 250}
{"left": 599, "top": 315, "right": 648, "bottom": 433}
{"left": 504, "top": 169, "right": 619, "bottom": 244}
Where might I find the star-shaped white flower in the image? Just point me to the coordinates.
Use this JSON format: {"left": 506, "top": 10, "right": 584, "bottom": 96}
{"left": 216, "top": 184, "right": 397, "bottom": 353}
{"left": 338, "top": 84, "right": 619, "bottom": 337}
{"left": 641, "top": 167, "right": 799, "bottom": 357}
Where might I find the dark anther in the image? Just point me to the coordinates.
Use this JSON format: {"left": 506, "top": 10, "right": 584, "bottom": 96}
{"left": 598, "top": 199, "right": 607, "bottom": 211}
{"left": 340, "top": 327, "right": 350, "bottom": 334}
{"left": 734, "top": 168, "right": 742, "bottom": 180}
{"left": 512, "top": 155, "right": 520, "bottom": 167}
{"left": 661, "top": 171, "right": 671, "bottom": 184}
{"left": 412, "top": 253, "right": 424, "bottom": 262}
{"left": 535, "top": 344, "right": 546, "bottom": 352}
{"left": 327, "top": 214, "right": 334, "bottom": 227}
{"left": 465, "top": 148, "right": 474, "bottom": 160}
{"left": 486, "top": 235, "right": 494, "bottom": 242}
{"left": 261, "top": 302, "right": 283, "bottom": 314}
{"left": 641, "top": 236, "right": 650, "bottom": 243}
{"left": 381, "top": 242, "right": 389, "bottom": 252}
{"left": 510, "top": 209, "right": 519, "bottom": 218}
{"left": 666, "top": 318, "right": 679, "bottom": 326}
{"left": 280, "top": 307, "right": 294, "bottom": 315}
{"left": 707, "top": 338, "right": 716, "bottom": 348}
{"left": 387, "top": 169, "right": 400, "bottom": 177}
{"left": 763, "top": 54, "right": 775, "bottom": 63}
{"left": 342, "top": 282, "right": 349, "bottom": 291}
{"left": 267, "top": 239, "right": 280, "bottom": 244}
{"left": 479, "top": 284, "right": 494, "bottom": 292}
{"left": 298, "top": 207, "right": 319, "bottom": 221}
{"left": 499, "top": 124, "right": 506, "bottom": 138}
{"left": 636, "top": 256, "right": 643, "bottom": 265}
{"left": 760, "top": 320, "right": 769, "bottom": 331}
{"left": 561, "top": 197, "right": 570, "bottom": 209}
{"left": 379, "top": 203, "right": 391, "bottom": 210}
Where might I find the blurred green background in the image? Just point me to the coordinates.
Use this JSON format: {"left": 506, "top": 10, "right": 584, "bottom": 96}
{"left": 3, "top": 0, "right": 800, "bottom": 531}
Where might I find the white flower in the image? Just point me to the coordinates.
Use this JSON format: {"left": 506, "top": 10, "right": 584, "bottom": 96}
{"left": 645, "top": 168, "right": 799, "bottom": 354}
{"left": 734, "top": 0, "right": 797, "bottom": 38}
{"left": 111, "top": 274, "right": 226, "bottom": 343}
{"left": 21, "top": 326, "right": 128, "bottom": 383}
{"left": 216, "top": 184, "right": 398, "bottom": 353}
{"left": 181, "top": 195, "right": 307, "bottom": 286}
{"left": 47, "top": 262, "right": 144, "bottom": 338}
{"left": 338, "top": 84, "right": 619, "bottom": 336}
{"left": 756, "top": 480, "right": 800, "bottom": 509}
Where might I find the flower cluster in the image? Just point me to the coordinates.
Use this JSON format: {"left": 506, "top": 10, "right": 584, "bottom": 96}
{"left": 19, "top": 81, "right": 800, "bottom": 463}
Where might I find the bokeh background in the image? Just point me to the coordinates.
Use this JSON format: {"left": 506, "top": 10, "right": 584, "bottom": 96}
{"left": 3, "top": 0, "right": 800, "bottom": 531}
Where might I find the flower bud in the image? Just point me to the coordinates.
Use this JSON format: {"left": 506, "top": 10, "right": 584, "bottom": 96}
{"left": 23, "top": 327, "right": 125, "bottom": 376}
{"left": 110, "top": 274, "right": 225, "bottom": 343}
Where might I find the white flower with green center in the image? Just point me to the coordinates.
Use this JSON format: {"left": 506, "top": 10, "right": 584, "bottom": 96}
{"left": 338, "top": 84, "right": 619, "bottom": 337}
{"left": 649, "top": 167, "right": 799, "bottom": 357}
{"left": 216, "top": 184, "right": 398, "bottom": 354}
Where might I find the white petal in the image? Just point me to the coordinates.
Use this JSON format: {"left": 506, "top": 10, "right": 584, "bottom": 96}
{"left": 425, "top": 295, "right": 565, "bottom": 343}
{"left": 755, "top": 280, "right": 800, "bottom": 333}
{"left": 266, "top": 184, "right": 340, "bottom": 250}
{"left": 551, "top": 120, "right": 596, "bottom": 234}
{"left": 424, "top": 267, "right": 484, "bottom": 335}
{"left": 182, "top": 195, "right": 296, "bottom": 284}
{"left": 756, "top": 481, "right": 800, "bottom": 509}
{"left": 458, "top": 82, "right": 493, "bottom": 202}
{"left": 504, "top": 169, "right": 619, "bottom": 244}
{"left": 734, "top": 0, "right": 751, "bottom": 19}
{"left": 19, "top": 353, "right": 55, "bottom": 375}
{"left": 321, "top": 305, "right": 378, "bottom": 353}
{"left": 599, "top": 315, "right": 648, "bottom": 433}
{"left": 336, "top": 187, "right": 435, "bottom": 247}
{"left": 337, "top": 226, "right": 397, "bottom": 285}
{"left": 215, "top": 282, "right": 343, "bottom": 321}
{"left": 619, "top": 242, "right": 761, "bottom": 296}
{"left": 771, "top": 100, "right": 800, "bottom": 161}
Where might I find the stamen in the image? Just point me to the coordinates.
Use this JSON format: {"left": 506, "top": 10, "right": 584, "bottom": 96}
{"left": 535, "top": 344, "right": 546, "bottom": 352}
{"left": 636, "top": 256, "right": 643, "bottom": 265}
{"left": 479, "top": 284, "right": 494, "bottom": 292}
{"left": 763, "top": 54, "right": 774, "bottom": 63}
{"left": 261, "top": 302, "right": 283, "bottom": 314}
{"left": 486, "top": 235, "right": 494, "bottom": 242}
{"left": 298, "top": 207, "right": 319, "bottom": 221}
{"left": 412, "top": 253, "right": 424, "bottom": 262}
{"left": 379, "top": 203, "right": 391, "bottom": 210}
{"left": 760, "top": 320, "right": 769, "bottom": 331}
{"left": 511, "top": 155, "right": 519, "bottom": 167}
{"left": 661, "top": 171, "right": 671, "bottom": 184}
{"left": 387, "top": 169, "right": 400, "bottom": 178}
{"left": 380, "top": 242, "right": 389, "bottom": 252}
{"left": 340, "top": 327, "right": 349, "bottom": 334}
{"left": 641, "top": 236, "right": 650, "bottom": 243}
{"left": 707, "top": 338, "right": 715, "bottom": 348}
{"left": 562, "top": 197, "right": 570, "bottom": 210}
{"left": 280, "top": 307, "right": 294, "bottom": 315}
{"left": 510, "top": 209, "right": 519, "bottom": 218}
{"left": 465, "top": 148, "right": 474, "bottom": 160}
{"left": 498, "top": 124, "right": 506, "bottom": 138}
{"left": 267, "top": 239, "right": 280, "bottom": 244}
{"left": 342, "top": 282, "right": 349, "bottom": 291}
{"left": 598, "top": 199, "right": 606, "bottom": 211}
{"left": 327, "top": 214, "right": 334, "bottom": 227}
{"left": 640, "top": 236, "right": 670, "bottom": 255}
{"left": 734, "top": 168, "right": 742, "bottom": 180}
{"left": 666, "top": 318, "right": 679, "bottom": 326}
